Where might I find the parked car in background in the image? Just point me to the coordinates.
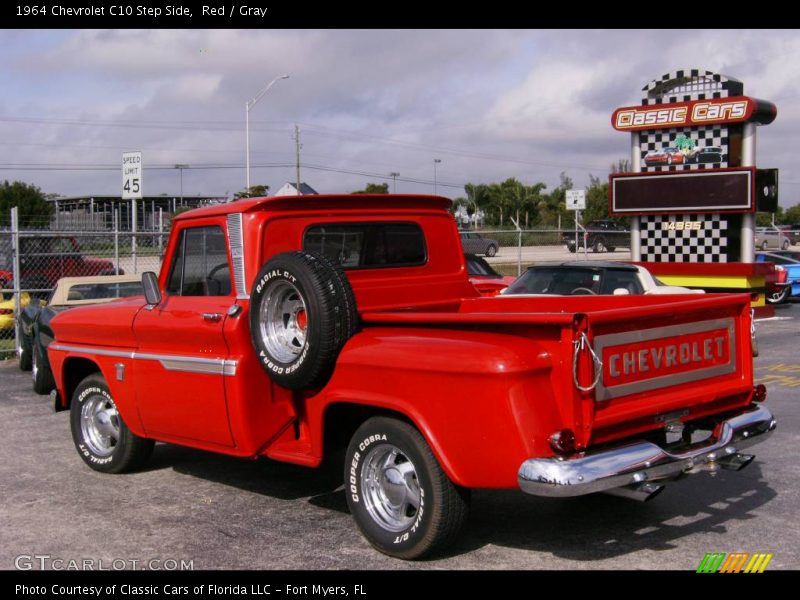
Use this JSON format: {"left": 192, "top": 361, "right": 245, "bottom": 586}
{"left": 778, "top": 224, "right": 800, "bottom": 246}
{"left": 754, "top": 227, "right": 791, "bottom": 251}
{"left": 18, "top": 275, "right": 143, "bottom": 393}
{"left": 459, "top": 231, "right": 499, "bottom": 257}
{"left": 503, "top": 262, "right": 703, "bottom": 296}
{"left": 1, "top": 288, "right": 33, "bottom": 338}
{"left": 756, "top": 251, "right": 800, "bottom": 304}
{"left": 563, "top": 220, "right": 630, "bottom": 253}
{"left": 464, "top": 253, "right": 515, "bottom": 296}
{"left": 17, "top": 236, "right": 121, "bottom": 294}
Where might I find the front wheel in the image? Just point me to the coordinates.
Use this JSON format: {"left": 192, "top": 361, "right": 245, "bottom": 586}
{"left": 761, "top": 241, "right": 769, "bottom": 251}
{"left": 70, "top": 375, "right": 154, "bottom": 473}
{"left": 345, "top": 417, "right": 470, "bottom": 559}
{"left": 782, "top": 240, "right": 790, "bottom": 250}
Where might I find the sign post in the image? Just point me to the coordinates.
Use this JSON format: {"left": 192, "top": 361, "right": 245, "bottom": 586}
{"left": 122, "top": 152, "right": 142, "bottom": 273}
{"left": 566, "top": 189, "right": 586, "bottom": 258}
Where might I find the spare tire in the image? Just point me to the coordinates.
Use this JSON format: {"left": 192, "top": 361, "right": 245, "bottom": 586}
{"left": 249, "top": 251, "right": 358, "bottom": 390}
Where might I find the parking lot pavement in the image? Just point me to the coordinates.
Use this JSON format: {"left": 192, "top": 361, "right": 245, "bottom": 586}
{"left": 1, "top": 304, "right": 798, "bottom": 571}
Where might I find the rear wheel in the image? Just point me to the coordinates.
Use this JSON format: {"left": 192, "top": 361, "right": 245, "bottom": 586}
{"left": 782, "top": 239, "right": 790, "bottom": 250}
{"left": 345, "top": 417, "right": 470, "bottom": 559}
{"left": 761, "top": 241, "right": 769, "bottom": 251}
{"left": 592, "top": 239, "right": 606, "bottom": 253}
{"left": 70, "top": 375, "right": 154, "bottom": 473}
{"left": 485, "top": 245, "right": 497, "bottom": 257}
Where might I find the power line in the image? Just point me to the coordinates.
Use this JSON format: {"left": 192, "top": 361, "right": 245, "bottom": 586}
{"left": 0, "top": 161, "right": 466, "bottom": 189}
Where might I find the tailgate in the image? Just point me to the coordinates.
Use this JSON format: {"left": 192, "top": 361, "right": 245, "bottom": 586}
{"left": 580, "top": 293, "right": 753, "bottom": 444}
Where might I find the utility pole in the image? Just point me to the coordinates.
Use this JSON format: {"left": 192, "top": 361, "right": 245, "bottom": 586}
{"left": 294, "top": 124, "right": 302, "bottom": 194}
{"left": 389, "top": 172, "right": 400, "bottom": 193}
{"left": 433, "top": 158, "right": 442, "bottom": 195}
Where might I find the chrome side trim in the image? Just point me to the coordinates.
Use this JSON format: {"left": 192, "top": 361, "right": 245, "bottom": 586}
{"left": 50, "top": 344, "right": 238, "bottom": 376}
{"left": 50, "top": 343, "right": 134, "bottom": 359}
{"left": 227, "top": 213, "right": 248, "bottom": 298}
{"left": 593, "top": 317, "right": 736, "bottom": 401}
{"left": 518, "top": 404, "right": 776, "bottom": 498}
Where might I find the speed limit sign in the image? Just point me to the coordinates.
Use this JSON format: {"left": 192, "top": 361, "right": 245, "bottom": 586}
{"left": 122, "top": 151, "right": 143, "bottom": 199}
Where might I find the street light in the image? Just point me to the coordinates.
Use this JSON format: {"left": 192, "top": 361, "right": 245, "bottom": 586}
{"left": 389, "top": 172, "right": 400, "bottom": 193}
{"left": 174, "top": 164, "right": 189, "bottom": 206}
{"left": 246, "top": 74, "right": 290, "bottom": 192}
{"left": 433, "top": 159, "right": 442, "bottom": 195}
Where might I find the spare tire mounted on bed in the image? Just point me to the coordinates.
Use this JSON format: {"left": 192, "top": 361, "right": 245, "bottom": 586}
{"left": 249, "top": 251, "right": 358, "bottom": 390}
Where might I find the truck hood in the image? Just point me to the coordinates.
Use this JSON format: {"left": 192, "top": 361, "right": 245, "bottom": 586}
{"left": 50, "top": 297, "right": 144, "bottom": 349}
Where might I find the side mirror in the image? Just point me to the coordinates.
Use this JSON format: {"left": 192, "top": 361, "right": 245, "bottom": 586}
{"left": 142, "top": 272, "right": 162, "bottom": 306}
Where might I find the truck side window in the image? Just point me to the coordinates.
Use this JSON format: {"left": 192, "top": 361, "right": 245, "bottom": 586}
{"left": 166, "top": 226, "right": 231, "bottom": 296}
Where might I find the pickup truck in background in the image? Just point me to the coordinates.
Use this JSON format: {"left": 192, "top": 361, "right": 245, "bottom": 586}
{"left": 564, "top": 219, "right": 630, "bottom": 253}
{"left": 48, "top": 194, "right": 775, "bottom": 559}
{"left": 18, "top": 236, "right": 120, "bottom": 293}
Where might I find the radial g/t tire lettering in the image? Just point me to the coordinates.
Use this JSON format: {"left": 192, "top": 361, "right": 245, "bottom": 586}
{"left": 345, "top": 417, "right": 470, "bottom": 559}
{"left": 249, "top": 251, "right": 358, "bottom": 391}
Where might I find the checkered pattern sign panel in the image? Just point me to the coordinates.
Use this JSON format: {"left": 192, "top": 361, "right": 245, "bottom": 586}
{"left": 641, "top": 214, "right": 728, "bottom": 263}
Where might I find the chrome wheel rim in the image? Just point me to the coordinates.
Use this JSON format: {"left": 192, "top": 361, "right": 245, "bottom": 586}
{"left": 360, "top": 444, "right": 421, "bottom": 532}
{"left": 259, "top": 280, "right": 308, "bottom": 363}
{"left": 80, "top": 393, "right": 120, "bottom": 457}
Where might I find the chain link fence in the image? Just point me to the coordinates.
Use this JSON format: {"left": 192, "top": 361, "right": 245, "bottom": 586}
{"left": 1, "top": 207, "right": 168, "bottom": 358}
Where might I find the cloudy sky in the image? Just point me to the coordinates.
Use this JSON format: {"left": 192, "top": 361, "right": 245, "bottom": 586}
{"left": 2, "top": 29, "right": 799, "bottom": 206}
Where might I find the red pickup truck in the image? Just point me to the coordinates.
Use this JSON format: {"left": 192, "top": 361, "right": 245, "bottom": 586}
{"left": 48, "top": 195, "right": 775, "bottom": 559}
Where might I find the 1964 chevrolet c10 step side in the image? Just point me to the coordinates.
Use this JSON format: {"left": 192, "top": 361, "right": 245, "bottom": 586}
{"left": 48, "top": 194, "right": 776, "bottom": 559}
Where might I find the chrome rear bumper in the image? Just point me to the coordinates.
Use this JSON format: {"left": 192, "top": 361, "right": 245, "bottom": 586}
{"left": 518, "top": 404, "right": 776, "bottom": 498}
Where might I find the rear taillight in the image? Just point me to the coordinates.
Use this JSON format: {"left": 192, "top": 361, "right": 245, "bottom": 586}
{"left": 753, "top": 384, "right": 767, "bottom": 403}
{"left": 776, "top": 265, "right": 788, "bottom": 284}
{"left": 549, "top": 429, "right": 577, "bottom": 455}
{"left": 0, "top": 308, "right": 12, "bottom": 315}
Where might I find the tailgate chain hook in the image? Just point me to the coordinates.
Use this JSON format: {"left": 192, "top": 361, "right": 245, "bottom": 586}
{"left": 573, "top": 332, "right": 602, "bottom": 392}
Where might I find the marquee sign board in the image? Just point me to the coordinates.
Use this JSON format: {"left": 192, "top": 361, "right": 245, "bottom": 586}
{"left": 610, "top": 168, "right": 755, "bottom": 215}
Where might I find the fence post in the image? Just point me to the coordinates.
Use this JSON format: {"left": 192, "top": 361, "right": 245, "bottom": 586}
{"left": 511, "top": 216, "right": 522, "bottom": 276}
{"left": 158, "top": 208, "right": 163, "bottom": 251}
{"left": 11, "top": 207, "right": 21, "bottom": 355}
{"left": 114, "top": 208, "right": 120, "bottom": 275}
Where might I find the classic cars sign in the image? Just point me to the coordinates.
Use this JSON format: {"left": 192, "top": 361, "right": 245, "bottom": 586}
{"left": 612, "top": 96, "right": 775, "bottom": 132}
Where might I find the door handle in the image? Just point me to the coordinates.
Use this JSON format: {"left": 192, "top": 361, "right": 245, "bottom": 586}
{"left": 202, "top": 313, "right": 223, "bottom": 322}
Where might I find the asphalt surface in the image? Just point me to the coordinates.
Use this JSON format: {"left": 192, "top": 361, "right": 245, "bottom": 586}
{"left": 1, "top": 302, "right": 798, "bottom": 571}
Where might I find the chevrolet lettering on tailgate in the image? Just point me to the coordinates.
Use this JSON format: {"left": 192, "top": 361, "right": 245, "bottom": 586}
{"left": 594, "top": 318, "right": 736, "bottom": 401}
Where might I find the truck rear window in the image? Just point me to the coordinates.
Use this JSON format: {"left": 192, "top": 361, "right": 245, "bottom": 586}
{"left": 303, "top": 223, "right": 426, "bottom": 269}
